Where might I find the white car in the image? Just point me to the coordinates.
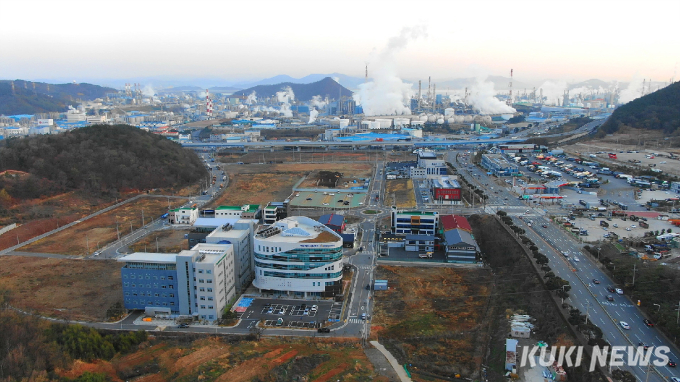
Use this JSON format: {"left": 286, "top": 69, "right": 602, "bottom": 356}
{"left": 573, "top": 257, "right": 580, "bottom": 262}
{"left": 620, "top": 321, "right": 630, "bottom": 330}
{"left": 616, "top": 288, "right": 624, "bottom": 295}
{"left": 630, "top": 225, "right": 637, "bottom": 228}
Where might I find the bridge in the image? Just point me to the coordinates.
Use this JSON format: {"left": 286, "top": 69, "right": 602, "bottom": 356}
{"left": 181, "top": 138, "right": 528, "bottom": 149}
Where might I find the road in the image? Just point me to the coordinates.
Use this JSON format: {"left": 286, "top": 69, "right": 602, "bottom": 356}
{"left": 450, "top": 149, "right": 679, "bottom": 382}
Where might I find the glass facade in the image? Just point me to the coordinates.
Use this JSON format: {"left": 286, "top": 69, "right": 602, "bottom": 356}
{"left": 121, "top": 267, "right": 180, "bottom": 313}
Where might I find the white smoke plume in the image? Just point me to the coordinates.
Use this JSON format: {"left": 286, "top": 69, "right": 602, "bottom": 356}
{"left": 279, "top": 103, "right": 293, "bottom": 118}
{"left": 246, "top": 91, "right": 257, "bottom": 104}
{"left": 308, "top": 109, "right": 319, "bottom": 124}
{"left": 353, "top": 26, "right": 427, "bottom": 116}
{"left": 619, "top": 75, "right": 644, "bottom": 104}
{"left": 276, "top": 87, "right": 295, "bottom": 103}
{"left": 467, "top": 77, "right": 516, "bottom": 114}
{"left": 539, "top": 80, "right": 567, "bottom": 105}
{"left": 310, "top": 95, "right": 327, "bottom": 109}
{"left": 142, "top": 84, "right": 156, "bottom": 97}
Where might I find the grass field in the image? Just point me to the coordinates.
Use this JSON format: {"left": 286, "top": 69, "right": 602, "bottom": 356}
{"left": 371, "top": 266, "right": 492, "bottom": 379}
{"left": 384, "top": 179, "right": 416, "bottom": 208}
{"left": 56, "top": 337, "right": 385, "bottom": 382}
{"left": 22, "top": 197, "right": 187, "bottom": 256}
{"left": 0, "top": 256, "right": 122, "bottom": 321}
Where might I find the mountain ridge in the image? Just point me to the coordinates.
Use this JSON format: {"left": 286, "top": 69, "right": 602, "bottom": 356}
{"left": 231, "top": 77, "right": 353, "bottom": 102}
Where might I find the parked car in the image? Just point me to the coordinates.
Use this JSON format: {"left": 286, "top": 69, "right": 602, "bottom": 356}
{"left": 317, "top": 327, "right": 331, "bottom": 333}
{"left": 311, "top": 305, "right": 318, "bottom": 312}
{"left": 177, "top": 323, "right": 189, "bottom": 329}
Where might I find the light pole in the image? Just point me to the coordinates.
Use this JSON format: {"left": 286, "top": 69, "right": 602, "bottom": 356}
{"left": 653, "top": 303, "right": 660, "bottom": 312}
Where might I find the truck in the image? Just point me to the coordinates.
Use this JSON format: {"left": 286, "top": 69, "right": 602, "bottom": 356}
{"left": 418, "top": 252, "right": 433, "bottom": 259}
{"left": 608, "top": 153, "right": 617, "bottom": 159}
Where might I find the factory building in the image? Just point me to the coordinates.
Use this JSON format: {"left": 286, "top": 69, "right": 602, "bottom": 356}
{"left": 253, "top": 217, "right": 344, "bottom": 298}
{"left": 118, "top": 243, "right": 236, "bottom": 322}
{"left": 440, "top": 215, "right": 479, "bottom": 263}
{"left": 318, "top": 213, "right": 346, "bottom": 233}
{"left": 481, "top": 154, "right": 520, "bottom": 177}
{"left": 430, "top": 176, "right": 462, "bottom": 204}
{"left": 391, "top": 208, "right": 439, "bottom": 236}
{"left": 417, "top": 151, "right": 447, "bottom": 175}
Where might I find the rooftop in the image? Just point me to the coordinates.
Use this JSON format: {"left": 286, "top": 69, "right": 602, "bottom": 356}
{"left": 117, "top": 252, "right": 178, "bottom": 264}
{"left": 440, "top": 215, "right": 472, "bottom": 232}
{"left": 256, "top": 216, "right": 342, "bottom": 244}
{"left": 395, "top": 210, "right": 436, "bottom": 216}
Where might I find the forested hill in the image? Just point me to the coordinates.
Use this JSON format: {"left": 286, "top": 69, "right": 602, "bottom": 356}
{"left": 0, "top": 125, "right": 207, "bottom": 198}
{"left": 599, "top": 82, "right": 680, "bottom": 136}
{"left": 232, "top": 77, "right": 352, "bottom": 102}
{"left": 0, "top": 80, "right": 115, "bottom": 115}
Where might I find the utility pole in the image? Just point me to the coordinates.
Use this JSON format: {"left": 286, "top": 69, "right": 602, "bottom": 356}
{"left": 585, "top": 301, "right": 590, "bottom": 325}
{"left": 116, "top": 221, "right": 120, "bottom": 240}
{"left": 141, "top": 208, "right": 145, "bottom": 226}
{"left": 632, "top": 263, "right": 637, "bottom": 286}
{"left": 156, "top": 236, "right": 159, "bottom": 252}
{"left": 130, "top": 222, "right": 133, "bottom": 234}
{"left": 86, "top": 234, "right": 90, "bottom": 253}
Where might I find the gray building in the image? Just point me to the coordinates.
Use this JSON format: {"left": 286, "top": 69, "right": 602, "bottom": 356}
{"left": 443, "top": 229, "right": 479, "bottom": 263}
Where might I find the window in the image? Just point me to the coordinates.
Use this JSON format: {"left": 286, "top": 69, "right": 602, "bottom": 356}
{"left": 145, "top": 276, "right": 150, "bottom": 279}
{"left": 123, "top": 274, "right": 128, "bottom": 279}
{"left": 207, "top": 288, "right": 213, "bottom": 292}
{"left": 131, "top": 284, "right": 136, "bottom": 288}
{"left": 207, "top": 279, "right": 213, "bottom": 284}
{"left": 200, "top": 305, "right": 206, "bottom": 309}
{"left": 130, "top": 275, "right": 136, "bottom": 279}
{"left": 198, "top": 279, "right": 204, "bottom": 283}
{"left": 154, "top": 293, "right": 159, "bottom": 297}
{"left": 162, "top": 285, "right": 166, "bottom": 289}
{"left": 208, "top": 305, "right": 214, "bottom": 309}
{"left": 125, "top": 292, "right": 130, "bottom": 296}
{"left": 168, "top": 276, "right": 174, "bottom": 280}
{"left": 200, "top": 296, "right": 205, "bottom": 300}
{"left": 124, "top": 282, "right": 129, "bottom": 287}
{"left": 169, "top": 293, "right": 174, "bottom": 298}
{"left": 198, "top": 269, "right": 203, "bottom": 273}
{"left": 206, "top": 270, "right": 212, "bottom": 274}
{"left": 169, "top": 285, "right": 174, "bottom": 289}
{"left": 199, "top": 287, "right": 205, "bottom": 292}
{"left": 160, "top": 276, "right": 165, "bottom": 280}
{"left": 209, "top": 315, "right": 214, "bottom": 319}
{"left": 208, "top": 297, "right": 213, "bottom": 301}
{"left": 170, "top": 302, "right": 175, "bottom": 306}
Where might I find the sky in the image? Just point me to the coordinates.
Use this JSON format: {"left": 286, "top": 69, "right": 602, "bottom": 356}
{"left": 1, "top": 0, "right": 679, "bottom": 87}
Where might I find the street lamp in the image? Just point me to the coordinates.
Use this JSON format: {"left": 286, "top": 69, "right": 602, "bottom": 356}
{"left": 653, "top": 303, "right": 660, "bottom": 312}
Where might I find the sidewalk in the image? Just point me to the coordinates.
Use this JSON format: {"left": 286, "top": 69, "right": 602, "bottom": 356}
{"left": 370, "top": 341, "right": 412, "bottom": 382}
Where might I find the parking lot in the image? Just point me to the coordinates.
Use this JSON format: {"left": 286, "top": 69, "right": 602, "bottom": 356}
{"left": 237, "top": 298, "right": 342, "bottom": 329}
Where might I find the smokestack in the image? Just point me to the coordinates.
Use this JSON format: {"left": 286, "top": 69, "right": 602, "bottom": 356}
{"left": 365, "top": 65, "right": 368, "bottom": 83}
{"left": 418, "top": 80, "right": 422, "bottom": 109}
{"left": 507, "top": 69, "right": 513, "bottom": 106}
{"left": 428, "top": 76, "right": 431, "bottom": 104}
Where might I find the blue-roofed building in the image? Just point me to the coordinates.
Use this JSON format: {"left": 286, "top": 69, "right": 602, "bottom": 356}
{"left": 118, "top": 252, "right": 181, "bottom": 314}
{"left": 481, "top": 154, "right": 519, "bottom": 177}
{"left": 443, "top": 229, "right": 479, "bottom": 263}
{"left": 318, "top": 213, "right": 345, "bottom": 233}
{"left": 405, "top": 234, "right": 435, "bottom": 252}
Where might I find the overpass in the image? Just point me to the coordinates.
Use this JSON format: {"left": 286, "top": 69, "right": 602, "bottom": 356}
{"left": 181, "top": 138, "right": 528, "bottom": 149}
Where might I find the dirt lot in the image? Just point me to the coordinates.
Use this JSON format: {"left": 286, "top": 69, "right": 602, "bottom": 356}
{"left": 298, "top": 166, "right": 373, "bottom": 189}
{"left": 210, "top": 163, "right": 373, "bottom": 208}
{"left": 371, "top": 265, "right": 492, "bottom": 379}
{"left": 22, "top": 197, "right": 187, "bottom": 256}
{"left": 384, "top": 179, "right": 416, "bottom": 208}
{"left": 218, "top": 150, "right": 395, "bottom": 164}
{"left": 56, "top": 337, "right": 385, "bottom": 382}
{"left": 0, "top": 256, "right": 122, "bottom": 321}
{"left": 565, "top": 137, "right": 680, "bottom": 177}
{"left": 129, "top": 228, "right": 192, "bottom": 253}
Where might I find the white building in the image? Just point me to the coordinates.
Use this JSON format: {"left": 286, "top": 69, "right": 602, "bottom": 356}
{"left": 214, "top": 205, "right": 261, "bottom": 219}
{"left": 253, "top": 216, "right": 344, "bottom": 298}
{"left": 176, "top": 243, "right": 236, "bottom": 322}
{"left": 170, "top": 207, "right": 199, "bottom": 225}
{"left": 205, "top": 220, "right": 256, "bottom": 294}
{"left": 118, "top": 243, "right": 236, "bottom": 322}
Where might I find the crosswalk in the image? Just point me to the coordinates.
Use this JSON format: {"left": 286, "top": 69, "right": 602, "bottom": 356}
{"left": 348, "top": 318, "right": 366, "bottom": 324}
{"left": 356, "top": 265, "right": 373, "bottom": 270}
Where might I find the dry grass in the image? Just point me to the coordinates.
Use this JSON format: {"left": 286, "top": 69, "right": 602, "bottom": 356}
{"left": 57, "top": 337, "right": 382, "bottom": 381}
{"left": 0, "top": 256, "right": 122, "bottom": 321}
{"left": 210, "top": 163, "right": 372, "bottom": 208}
{"left": 22, "top": 197, "right": 187, "bottom": 256}
{"left": 371, "top": 265, "right": 493, "bottom": 378}
{"left": 384, "top": 179, "right": 416, "bottom": 208}
{"left": 128, "top": 228, "right": 191, "bottom": 253}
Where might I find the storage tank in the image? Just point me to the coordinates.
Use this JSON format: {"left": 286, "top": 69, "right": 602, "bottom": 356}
{"left": 436, "top": 118, "right": 444, "bottom": 124}
{"left": 444, "top": 108, "right": 455, "bottom": 117}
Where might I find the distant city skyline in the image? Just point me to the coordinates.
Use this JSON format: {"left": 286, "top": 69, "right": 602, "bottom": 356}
{"left": 2, "top": 0, "right": 678, "bottom": 87}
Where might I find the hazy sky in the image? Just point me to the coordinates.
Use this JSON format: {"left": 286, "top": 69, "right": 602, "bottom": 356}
{"left": 2, "top": 0, "right": 678, "bottom": 85}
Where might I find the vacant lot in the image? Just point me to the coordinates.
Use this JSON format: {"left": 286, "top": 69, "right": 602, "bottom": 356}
{"left": 22, "top": 197, "right": 187, "bottom": 256}
{"left": 298, "top": 165, "right": 373, "bottom": 189}
{"left": 384, "top": 179, "right": 416, "bottom": 208}
{"left": 57, "top": 337, "right": 385, "bottom": 382}
{"left": 210, "top": 163, "right": 373, "bottom": 208}
{"left": 0, "top": 256, "right": 122, "bottom": 321}
{"left": 129, "top": 228, "right": 192, "bottom": 253}
{"left": 371, "top": 266, "right": 492, "bottom": 379}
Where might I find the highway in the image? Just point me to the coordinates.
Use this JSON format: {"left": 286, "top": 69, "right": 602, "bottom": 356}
{"left": 450, "top": 149, "right": 679, "bottom": 381}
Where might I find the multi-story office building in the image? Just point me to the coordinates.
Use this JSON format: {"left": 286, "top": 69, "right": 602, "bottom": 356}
{"left": 417, "top": 151, "right": 447, "bottom": 176}
{"left": 118, "top": 243, "right": 235, "bottom": 322}
{"left": 253, "top": 216, "right": 343, "bottom": 298}
{"left": 214, "top": 205, "right": 261, "bottom": 219}
{"left": 169, "top": 207, "right": 199, "bottom": 225}
{"left": 391, "top": 208, "right": 439, "bottom": 235}
{"left": 205, "top": 220, "right": 256, "bottom": 294}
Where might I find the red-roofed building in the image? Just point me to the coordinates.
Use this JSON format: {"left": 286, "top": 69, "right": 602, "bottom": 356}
{"left": 440, "top": 215, "right": 472, "bottom": 232}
